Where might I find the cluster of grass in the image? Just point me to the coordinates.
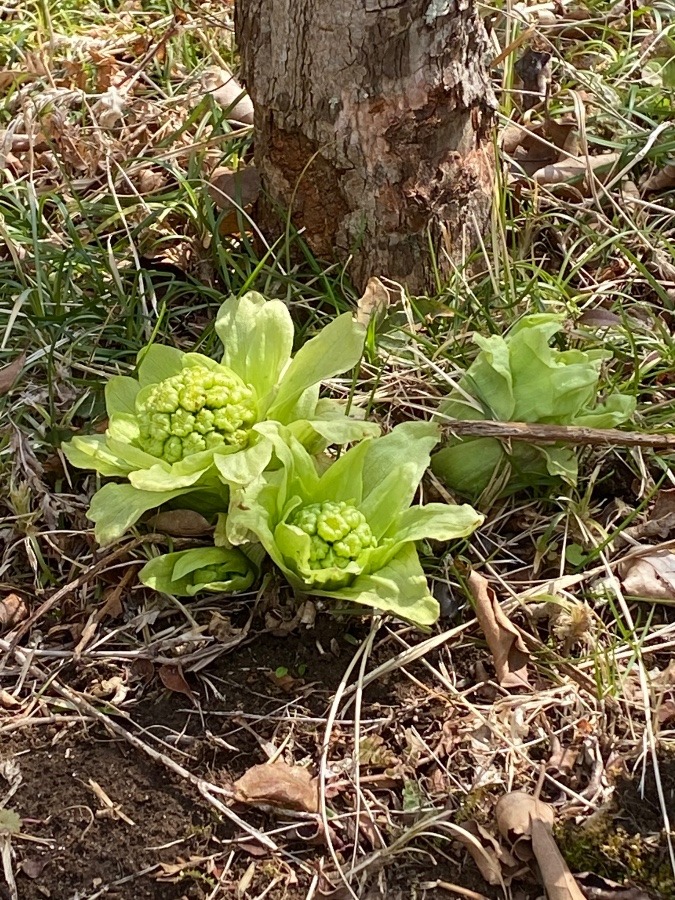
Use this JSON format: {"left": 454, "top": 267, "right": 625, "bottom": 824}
{"left": 0, "top": 0, "right": 674, "bottom": 896}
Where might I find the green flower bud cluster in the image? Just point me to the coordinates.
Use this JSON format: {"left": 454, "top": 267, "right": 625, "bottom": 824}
{"left": 290, "top": 500, "right": 376, "bottom": 570}
{"left": 136, "top": 365, "right": 257, "bottom": 463}
{"left": 192, "top": 564, "right": 233, "bottom": 585}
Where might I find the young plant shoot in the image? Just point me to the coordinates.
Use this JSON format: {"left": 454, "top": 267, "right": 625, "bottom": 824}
{"left": 62, "top": 292, "right": 378, "bottom": 544}
{"left": 431, "top": 314, "right": 635, "bottom": 499}
{"left": 138, "top": 546, "right": 260, "bottom": 597}
{"left": 226, "top": 421, "right": 484, "bottom": 626}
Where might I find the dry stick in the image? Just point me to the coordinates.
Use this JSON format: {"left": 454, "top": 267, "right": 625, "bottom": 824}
{"left": 0, "top": 641, "right": 277, "bottom": 852}
{"left": 443, "top": 420, "right": 675, "bottom": 450}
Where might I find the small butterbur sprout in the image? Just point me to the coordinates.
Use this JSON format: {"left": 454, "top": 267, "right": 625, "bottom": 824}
{"left": 227, "top": 421, "right": 484, "bottom": 626}
{"left": 139, "top": 546, "right": 258, "bottom": 597}
{"left": 62, "top": 291, "right": 378, "bottom": 545}
{"left": 431, "top": 313, "right": 635, "bottom": 500}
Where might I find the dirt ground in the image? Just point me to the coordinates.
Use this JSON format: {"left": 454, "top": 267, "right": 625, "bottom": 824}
{"left": 1, "top": 613, "right": 671, "bottom": 899}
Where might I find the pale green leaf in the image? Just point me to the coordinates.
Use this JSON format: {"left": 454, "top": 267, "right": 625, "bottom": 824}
{"left": 431, "top": 438, "right": 505, "bottom": 498}
{"left": 267, "top": 313, "right": 366, "bottom": 423}
{"left": 216, "top": 291, "right": 294, "bottom": 407}
{"left": 139, "top": 546, "right": 255, "bottom": 596}
{"left": 88, "top": 483, "right": 194, "bottom": 544}
{"left": 105, "top": 376, "right": 140, "bottom": 416}
{"left": 317, "top": 543, "right": 439, "bottom": 626}
{"left": 62, "top": 434, "right": 134, "bottom": 478}
{"left": 389, "top": 503, "right": 484, "bottom": 545}
{"left": 359, "top": 421, "right": 440, "bottom": 536}
{"left": 213, "top": 435, "right": 273, "bottom": 486}
{"left": 136, "top": 343, "right": 184, "bottom": 387}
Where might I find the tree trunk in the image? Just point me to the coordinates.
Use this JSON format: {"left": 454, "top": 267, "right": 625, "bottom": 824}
{"left": 235, "top": 0, "right": 496, "bottom": 294}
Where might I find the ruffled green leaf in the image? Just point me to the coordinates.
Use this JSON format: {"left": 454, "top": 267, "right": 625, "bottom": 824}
{"left": 136, "top": 343, "right": 184, "bottom": 387}
{"left": 139, "top": 546, "right": 256, "bottom": 596}
{"left": 267, "top": 313, "right": 366, "bottom": 423}
{"left": 88, "top": 483, "right": 194, "bottom": 545}
{"left": 432, "top": 314, "right": 635, "bottom": 499}
{"left": 316, "top": 543, "right": 439, "bottom": 626}
{"left": 216, "top": 291, "right": 294, "bottom": 408}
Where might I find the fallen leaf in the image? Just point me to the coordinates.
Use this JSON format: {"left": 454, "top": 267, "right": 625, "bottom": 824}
{"left": 18, "top": 857, "right": 47, "bottom": 879}
{"left": 0, "top": 594, "right": 28, "bottom": 631}
{"left": 547, "top": 735, "right": 578, "bottom": 775}
{"left": 202, "top": 67, "right": 254, "bottom": 125}
{"left": 149, "top": 508, "right": 213, "bottom": 537}
{"left": 642, "top": 162, "right": 675, "bottom": 193}
{"left": 623, "top": 489, "right": 675, "bottom": 541}
{"left": 575, "top": 872, "right": 653, "bottom": 899}
{"left": 496, "top": 792, "right": 585, "bottom": 900}
{"left": 620, "top": 549, "right": 675, "bottom": 601}
{"left": 577, "top": 309, "right": 623, "bottom": 329}
{"left": 0, "top": 353, "right": 26, "bottom": 396}
{"left": 208, "top": 166, "right": 260, "bottom": 213}
{"left": 356, "top": 276, "right": 391, "bottom": 326}
{"left": 514, "top": 49, "right": 552, "bottom": 110}
{"left": 468, "top": 572, "right": 531, "bottom": 688}
{"left": 130, "top": 658, "right": 155, "bottom": 682}
{"left": 657, "top": 699, "right": 675, "bottom": 725}
{"left": 503, "top": 119, "right": 577, "bottom": 177}
{"left": 233, "top": 760, "right": 319, "bottom": 813}
{"left": 533, "top": 152, "right": 621, "bottom": 187}
{"left": 460, "top": 820, "right": 520, "bottom": 886}
{"left": 158, "top": 664, "right": 197, "bottom": 701}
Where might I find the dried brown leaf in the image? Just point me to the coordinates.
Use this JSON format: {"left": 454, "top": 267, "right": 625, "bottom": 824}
{"left": 130, "top": 658, "right": 155, "bottom": 683}
{"left": 149, "top": 508, "right": 212, "bottom": 537}
{"left": 356, "top": 277, "right": 391, "bottom": 326}
{"left": 158, "top": 664, "right": 196, "bottom": 701}
{"left": 468, "top": 572, "right": 531, "bottom": 688}
{"left": 19, "top": 857, "right": 47, "bottom": 879}
{"left": 642, "top": 162, "right": 675, "bottom": 193}
{"left": 514, "top": 50, "right": 552, "bottom": 110}
{"left": 202, "top": 67, "right": 254, "bottom": 125}
{"left": 505, "top": 120, "right": 578, "bottom": 177}
{"left": 575, "top": 872, "right": 652, "bottom": 900}
{"left": 495, "top": 791, "right": 554, "bottom": 841}
{"left": 0, "top": 353, "right": 26, "bottom": 396}
{"left": 208, "top": 166, "right": 260, "bottom": 214}
{"left": 0, "top": 594, "right": 28, "bottom": 631}
{"left": 620, "top": 550, "right": 675, "bottom": 601}
{"left": 533, "top": 152, "right": 620, "bottom": 187}
{"left": 496, "top": 792, "right": 584, "bottom": 900}
{"left": 233, "top": 760, "right": 319, "bottom": 813}
{"left": 577, "top": 309, "right": 623, "bottom": 328}
{"left": 461, "top": 820, "right": 520, "bottom": 886}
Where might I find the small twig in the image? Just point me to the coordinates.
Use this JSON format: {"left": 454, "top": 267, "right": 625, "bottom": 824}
{"left": 443, "top": 420, "right": 675, "bottom": 449}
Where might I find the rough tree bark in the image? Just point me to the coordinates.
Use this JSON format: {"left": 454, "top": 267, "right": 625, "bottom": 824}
{"left": 235, "top": 0, "right": 496, "bottom": 294}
